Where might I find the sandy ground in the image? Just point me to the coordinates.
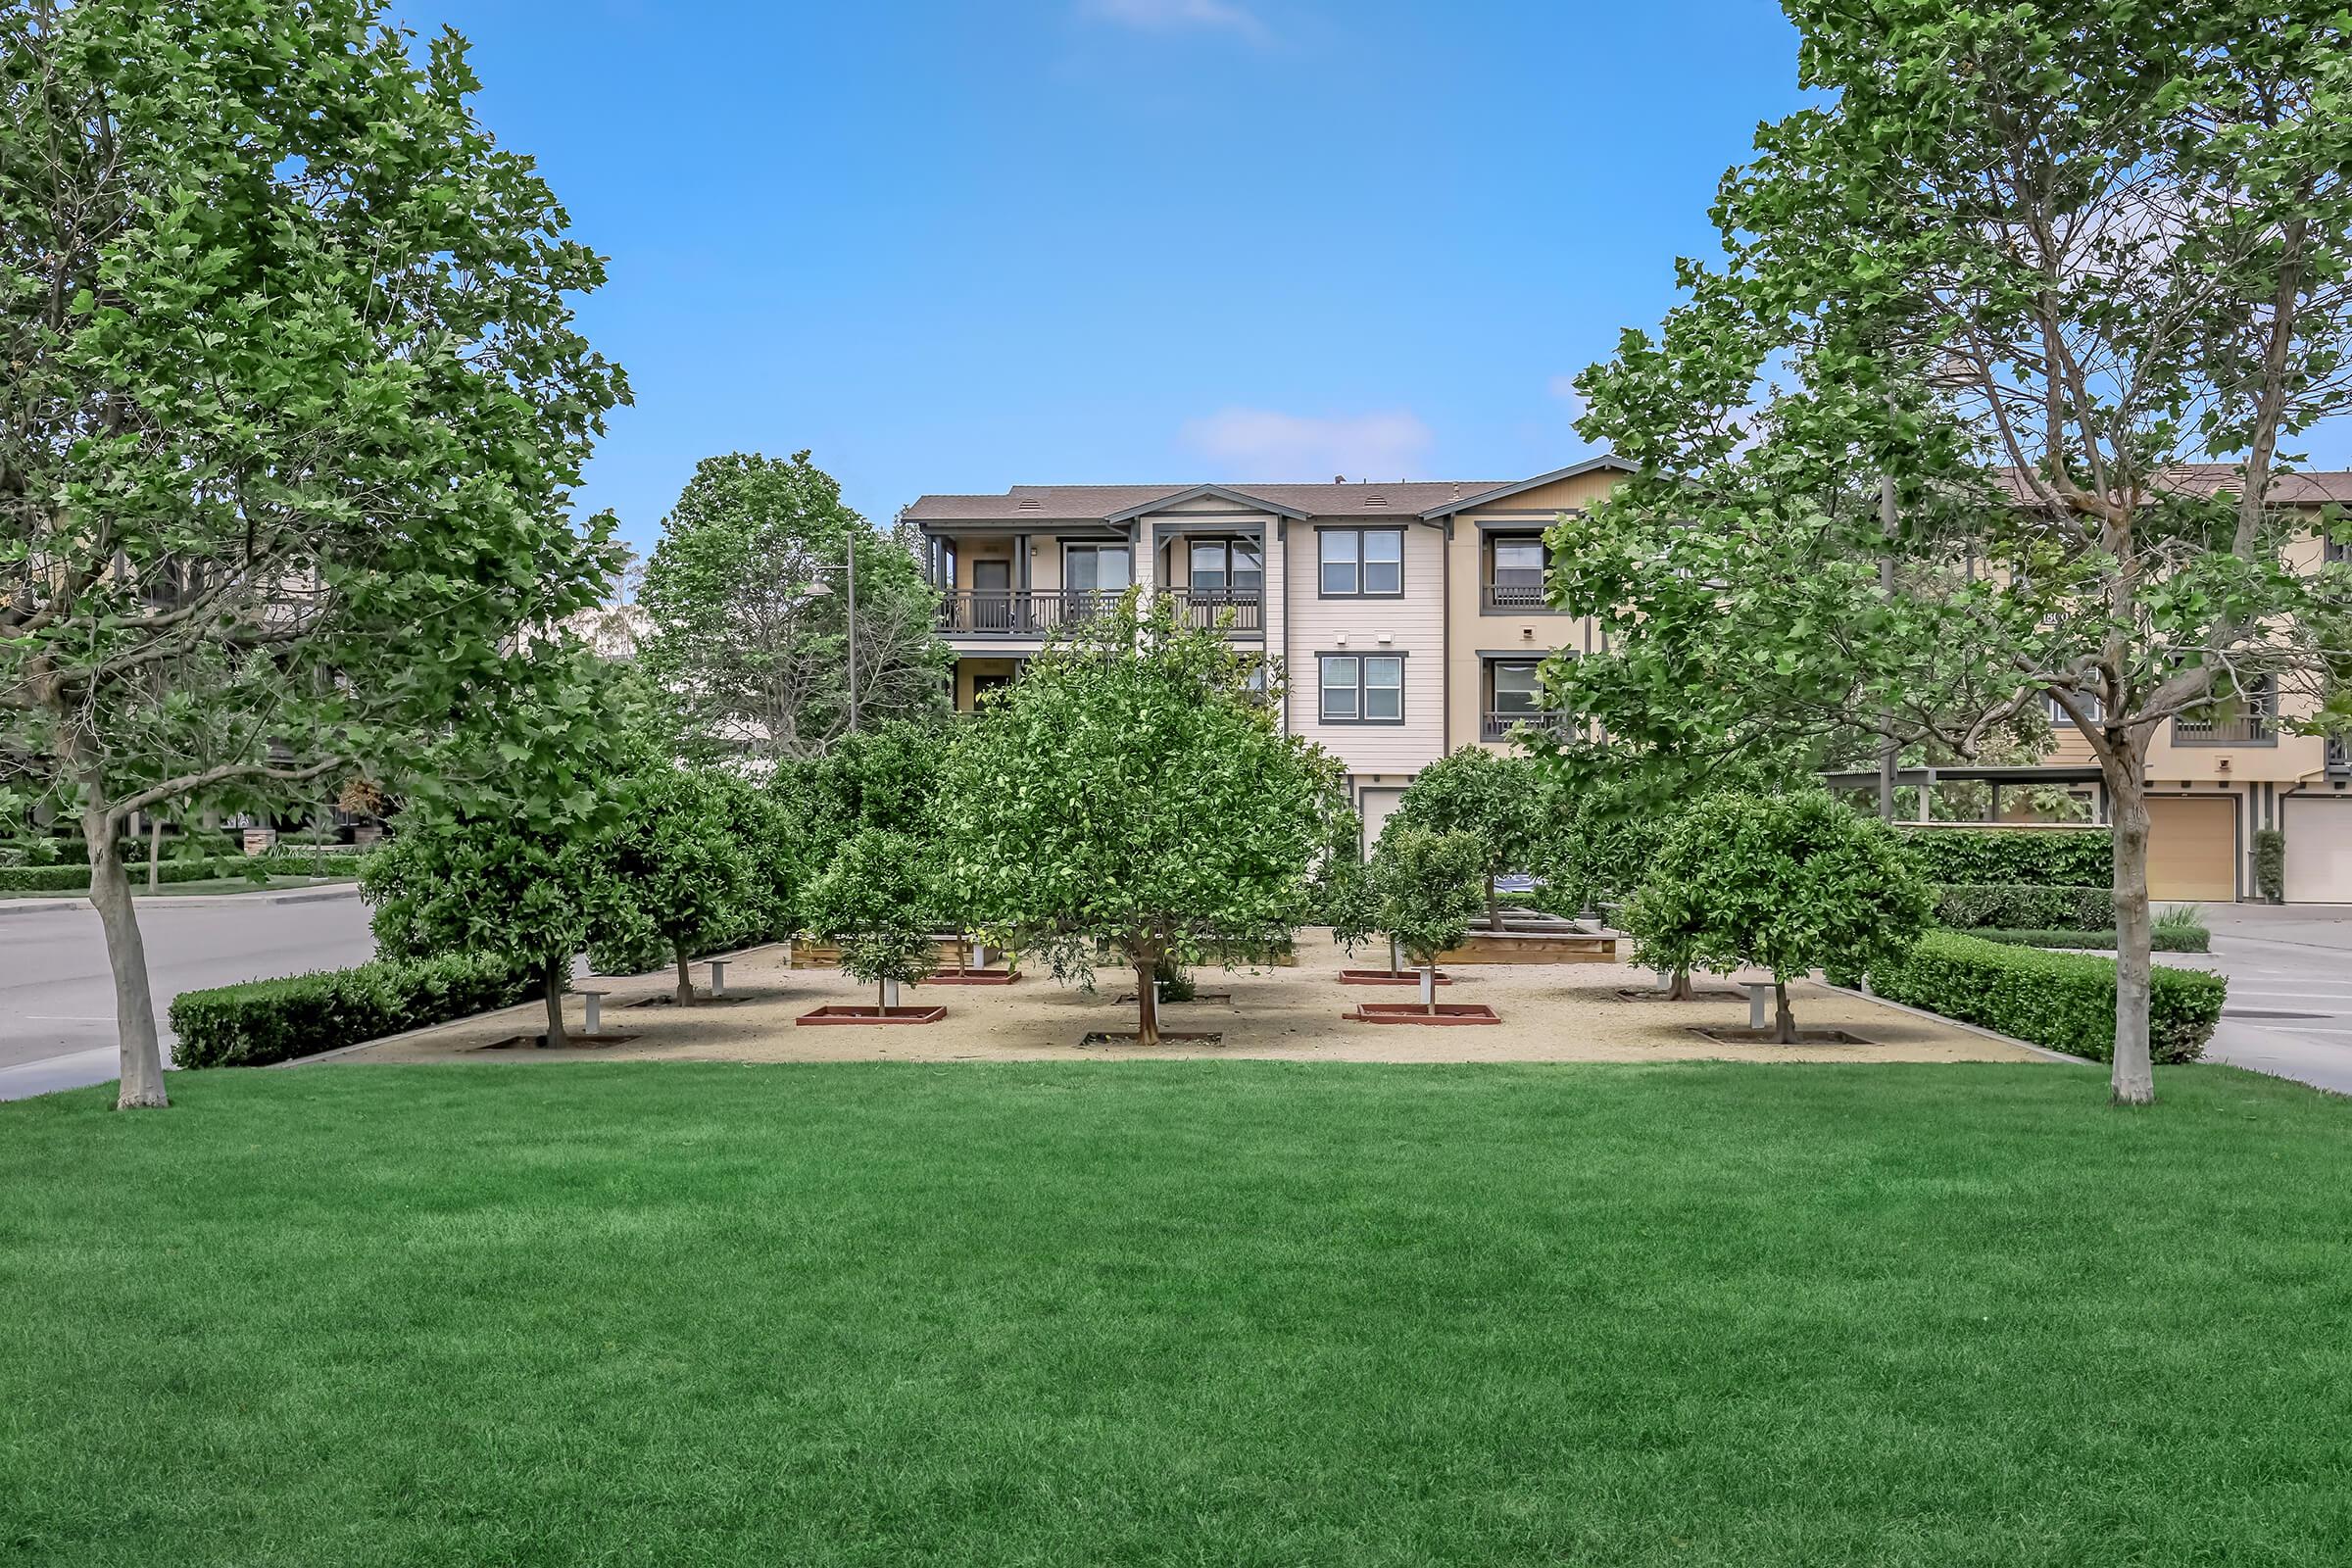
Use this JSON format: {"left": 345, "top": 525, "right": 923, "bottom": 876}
{"left": 323, "top": 929, "right": 2046, "bottom": 1068}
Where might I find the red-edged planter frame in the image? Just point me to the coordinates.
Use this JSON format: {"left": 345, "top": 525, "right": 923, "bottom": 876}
{"left": 796, "top": 1004, "right": 947, "bottom": 1026}
{"left": 1337, "top": 969, "right": 1453, "bottom": 986}
{"left": 926, "top": 968, "right": 1020, "bottom": 986}
{"left": 1345, "top": 1003, "right": 1500, "bottom": 1026}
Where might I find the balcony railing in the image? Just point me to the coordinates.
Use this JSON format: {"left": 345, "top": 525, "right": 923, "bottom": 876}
{"left": 2172, "top": 712, "right": 2277, "bottom": 746}
{"left": 936, "top": 588, "right": 1259, "bottom": 636}
{"left": 1482, "top": 709, "right": 1571, "bottom": 743}
{"left": 1482, "top": 567, "right": 1549, "bottom": 612}
{"left": 2328, "top": 736, "right": 2350, "bottom": 775}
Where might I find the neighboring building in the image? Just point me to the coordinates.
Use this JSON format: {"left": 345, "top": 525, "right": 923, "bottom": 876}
{"left": 906, "top": 460, "right": 2352, "bottom": 903}
{"left": 904, "top": 459, "right": 1628, "bottom": 848}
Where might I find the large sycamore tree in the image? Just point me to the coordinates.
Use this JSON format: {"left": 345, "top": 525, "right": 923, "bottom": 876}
{"left": 1556, "top": 0, "right": 2352, "bottom": 1103}
{"left": 0, "top": 1, "right": 623, "bottom": 1106}
{"left": 939, "top": 593, "right": 1350, "bottom": 1048}
{"left": 637, "top": 452, "right": 950, "bottom": 764}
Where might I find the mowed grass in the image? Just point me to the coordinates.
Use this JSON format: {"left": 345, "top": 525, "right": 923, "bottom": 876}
{"left": 3, "top": 1062, "right": 2349, "bottom": 1567}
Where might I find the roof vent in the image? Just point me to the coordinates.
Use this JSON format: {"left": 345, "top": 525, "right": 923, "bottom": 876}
{"left": 1363, "top": 494, "right": 1388, "bottom": 508}
{"left": 1015, "top": 497, "right": 1042, "bottom": 511}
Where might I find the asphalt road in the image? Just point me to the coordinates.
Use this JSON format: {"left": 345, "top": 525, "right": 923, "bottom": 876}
{"left": 2195, "top": 904, "right": 2352, "bottom": 1096}
{"left": 0, "top": 891, "right": 375, "bottom": 1099}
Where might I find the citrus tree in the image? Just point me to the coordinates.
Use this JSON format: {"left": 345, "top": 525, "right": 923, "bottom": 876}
{"left": 1625, "top": 791, "right": 1932, "bottom": 1042}
{"left": 938, "top": 593, "right": 1349, "bottom": 1047}
{"left": 1358, "top": 826, "right": 1486, "bottom": 1011}
{"left": 803, "top": 828, "right": 940, "bottom": 1009}
{"left": 605, "top": 764, "right": 751, "bottom": 1005}
{"left": 1390, "top": 747, "right": 1549, "bottom": 930}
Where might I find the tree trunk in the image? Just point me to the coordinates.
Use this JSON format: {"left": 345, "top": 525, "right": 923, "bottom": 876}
{"left": 1665, "top": 965, "right": 1693, "bottom": 1002}
{"left": 86, "top": 815, "right": 169, "bottom": 1109}
{"left": 1389, "top": 936, "right": 1404, "bottom": 976}
{"left": 1134, "top": 955, "right": 1161, "bottom": 1048}
{"left": 2106, "top": 747, "right": 2157, "bottom": 1105}
{"left": 541, "top": 958, "right": 568, "bottom": 1050}
{"left": 1487, "top": 873, "right": 1502, "bottom": 931}
{"left": 673, "top": 941, "right": 695, "bottom": 1006}
{"left": 1773, "top": 979, "right": 1797, "bottom": 1045}
{"left": 146, "top": 813, "right": 162, "bottom": 893}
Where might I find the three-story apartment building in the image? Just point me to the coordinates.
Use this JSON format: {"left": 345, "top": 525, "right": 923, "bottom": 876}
{"left": 905, "top": 458, "right": 1629, "bottom": 846}
{"left": 906, "top": 460, "right": 2352, "bottom": 904}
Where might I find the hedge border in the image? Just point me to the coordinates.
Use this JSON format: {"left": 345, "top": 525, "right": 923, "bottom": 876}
{"left": 1869, "top": 930, "right": 2224, "bottom": 1064}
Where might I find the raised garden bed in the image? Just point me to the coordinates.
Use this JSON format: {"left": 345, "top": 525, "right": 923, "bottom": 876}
{"left": 1081, "top": 1031, "right": 1223, "bottom": 1047}
{"left": 473, "top": 1032, "right": 640, "bottom": 1051}
{"left": 1338, "top": 969, "right": 1453, "bottom": 986}
{"left": 1439, "top": 931, "right": 1617, "bottom": 965}
{"left": 624, "top": 993, "right": 751, "bottom": 1008}
{"left": 1689, "top": 1026, "right": 1872, "bottom": 1047}
{"left": 795, "top": 1004, "right": 947, "bottom": 1026}
{"left": 927, "top": 967, "right": 1021, "bottom": 986}
{"left": 1345, "top": 1003, "right": 1500, "bottom": 1026}
{"left": 1614, "top": 986, "right": 1746, "bottom": 1003}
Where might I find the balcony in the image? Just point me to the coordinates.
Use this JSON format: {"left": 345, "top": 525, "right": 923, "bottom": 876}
{"left": 936, "top": 589, "right": 1259, "bottom": 637}
{"left": 2172, "top": 713, "right": 2276, "bottom": 746}
{"left": 1482, "top": 566, "right": 1549, "bottom": 612}
{"left": 2328, "top": 736, "right": 2350, "bottom": 775}
{"left": 1482, "top": 709, "right": 1571, "bottom": 743}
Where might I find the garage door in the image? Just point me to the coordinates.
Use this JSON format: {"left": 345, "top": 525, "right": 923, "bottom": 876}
{"left": 1358, "top": 787, "right": 1406, "bottom": 855}
{"left": 2283, "top": 796, "right": 2352, "bottom": 903}
{"left": 2146, "top": 796, "right": 2236, "bottom": 903}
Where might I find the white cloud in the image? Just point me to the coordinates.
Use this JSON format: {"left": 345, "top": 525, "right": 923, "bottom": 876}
{"left": 1181, "top": 408, "right": 1434, "bottom": 481}
{"left": 1077, "top": 0, "right": 1272, "bottom": 46}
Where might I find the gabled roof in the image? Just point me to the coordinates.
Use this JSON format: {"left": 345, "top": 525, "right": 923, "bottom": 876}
{"left": 1102, "top": 483, "right": 1310, "bottom": 522}
{"left": 1415, "top": 455, "right": 1636, "bottom": 519}
{"left": 1991, "top": 464, "right": 2352, "bottom": 508}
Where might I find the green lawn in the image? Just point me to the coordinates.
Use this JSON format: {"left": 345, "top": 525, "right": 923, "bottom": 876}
{"left": 4, "top": 1062, "right": 2348, "bottom": 1566}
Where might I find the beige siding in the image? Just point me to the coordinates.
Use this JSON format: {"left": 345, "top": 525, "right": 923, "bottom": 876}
{"left": 1285, "top": 518, "right": 1448, "bottom": 774}
{"left": 1443, "top": 467, "right": 1622, "bottom": 752}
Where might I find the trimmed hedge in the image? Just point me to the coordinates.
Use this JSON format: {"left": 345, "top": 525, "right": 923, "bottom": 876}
{"left": 172, "top": 954, "right": 535, "bottom": 1069}
{"left": 0, "top": 855, "right": 260, "bottom": 893}
{"left": 1936, "top": 882, "right": 2117, "bottom": 930}
{"left": 1899, "top": 827, "right": 2110, "bottom": 887}
{"left": 1962, "top": 926, "right": 2211, "bottom": 955}
{"left": 1869, "top": 931, "right": 2224, "bottom": 1063}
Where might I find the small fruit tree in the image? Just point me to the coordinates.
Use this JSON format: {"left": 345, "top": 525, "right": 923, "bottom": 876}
{"left": 803, "top": 828, "right": 940, "bottom": 1009}
{"left": 605, "top": 763, "right": 752, "bottom": 1005}
{"left": 1389, "top": 747, "right": 1549, "bottom": 930}
{"left": 939, "top": 593, "right": 1349, "bottom": 1047}
{"left": 1358, "top": 826, "right": 1487, "bottom": 1011}
{"left": 1625, "top": 790, "right": 1932, "bottom": 1041}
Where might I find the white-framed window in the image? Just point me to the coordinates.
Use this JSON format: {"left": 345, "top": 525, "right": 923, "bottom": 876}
{"left": 2048, "top": 692, "right": 2103, "bottom": 725}
{"left": 1319, "top": 528, "right": 1403, "bottom": 597}
{"left": 1063, "top": 544, "right": 1131, "bottom": 593}
{"left": 1319, "top": 653, "right": 1404, "bottom": 722}
{"left": 1188, "top": 538, "right": 1263, "bottom": 594}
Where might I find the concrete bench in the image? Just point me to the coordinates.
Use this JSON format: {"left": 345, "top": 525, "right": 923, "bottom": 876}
{"left": 1743, "top": 981, "right": 1774, "bottom": 1030}
{"left": 579, "top": 987, "right": 610, "bottom": 1036}
{"left": 706, "top": 958, "right": 728, "bottom": 998}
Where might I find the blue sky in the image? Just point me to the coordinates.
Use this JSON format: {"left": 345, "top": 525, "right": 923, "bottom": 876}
{"left": 403, "top": 1, "right": 1808, "bottom": 558}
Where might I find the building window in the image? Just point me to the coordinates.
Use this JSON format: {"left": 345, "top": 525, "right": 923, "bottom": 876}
{"left": 1319, "top": 528, "right": 1403, "bottom": 597}
{"left": 1063, "top": 544, "right": 1131, "bottom": 594}
{"left": 1188, "top": 539, "right": 1263, "bottom": 595}
{"left": 1319, "top": 653, "right": 1404, "bottom": 722}
{"left": 2048, "top": 692, "right": 2103, "bottom": 726}
{"left": 1485, "top": 535, "right": 1547, "bottom": 610}
{"left": 1483, "top": 658, "right": 1561, "bottom": 740}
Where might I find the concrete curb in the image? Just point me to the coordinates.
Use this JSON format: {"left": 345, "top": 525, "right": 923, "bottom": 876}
{"left": 1812, "top": 980, "right": 2093, "bottom": 1065}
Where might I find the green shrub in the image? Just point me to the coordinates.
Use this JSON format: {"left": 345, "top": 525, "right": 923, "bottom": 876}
{"left": 1936, "top": 882, "right": 2117, "bottom": 929}
{"left": 171, "top": 954, "right": 534, "bottom": 1069}
{"left": 1962, "top": 926, "right": 2211, "bottom": 955}
{"left": 1869, "top": 931, "right": 2224, "bottom": 1063}
{"left": 2253, "top": 828, "right": 2285, "bottom": 902}
{"left": 1898, "top": 827, "right": 2110, "bottom": 887}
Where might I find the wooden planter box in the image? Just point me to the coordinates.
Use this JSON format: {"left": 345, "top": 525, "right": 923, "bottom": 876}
{"left": 1337, "top": 969, "right": 1453, "bottom": 986}
{"left": 795, "top": 1004, "right": 947, "bottom": 1026}
{"left": 1438, "top": 930, "right": 1617, "bottom": 965}
{"left": 926, "top": 968, "right": 1019, "bottom": 986}
{"left": 1345, "top": 1003, "right": 1500, "bottom": 1026}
